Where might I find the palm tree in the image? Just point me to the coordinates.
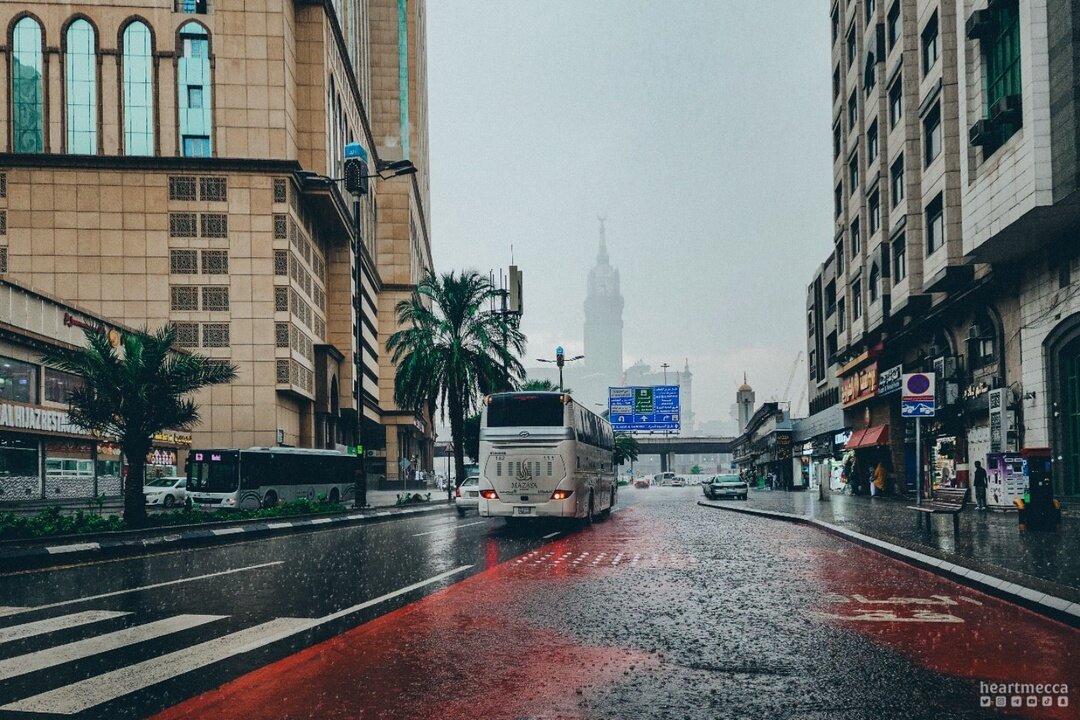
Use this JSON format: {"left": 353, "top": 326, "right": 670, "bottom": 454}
{"left": 614, "top": 432, "right": 640, "bottom": 467}
{"left": 43, "top": 325, "right": 237, "bottom": 526}
{"left": 387, "top": 271, "right": 526, "bottom": 498}
{"left": 522, "top": 378, "right": 572, "bottom": 394}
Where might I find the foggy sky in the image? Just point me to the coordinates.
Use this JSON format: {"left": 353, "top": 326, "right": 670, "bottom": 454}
{"left": 427, "top": 1, "right": 832, "bottom": 424}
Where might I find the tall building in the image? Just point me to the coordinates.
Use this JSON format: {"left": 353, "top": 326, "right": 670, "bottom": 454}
{"left": 0, "top": 1, "right": 434, "bottom": 491}
{"left": 581, "top": 219, "right": 623, "bottom": 402}
{"left": 736, "top": 375, "right": 755, "bottom": 433}
{"left": 805, "top": 0, "right": 1080, "bottom": 500}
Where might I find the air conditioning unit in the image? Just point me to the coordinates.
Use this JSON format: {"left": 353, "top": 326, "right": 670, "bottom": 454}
{"left": 966, "top": 10, "right": 994, "bottom": 40}
{"left": 970, "top": 120, "right": 994, "bottom": 147}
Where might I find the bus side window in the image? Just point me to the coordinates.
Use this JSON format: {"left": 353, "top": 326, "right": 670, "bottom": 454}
{"left": 240, "top": 453, "right": 269, "bottom": 490}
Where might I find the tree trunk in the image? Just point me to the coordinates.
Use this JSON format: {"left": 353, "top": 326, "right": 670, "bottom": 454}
{"left": 123, "top": 439, "right": 150, "bottom": 527}
{"left": 448, "top": 388, "right": 466, "bottom": 503}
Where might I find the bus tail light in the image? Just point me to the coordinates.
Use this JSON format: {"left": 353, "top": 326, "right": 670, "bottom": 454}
{"left": 480, "top": 489, "right": 499, "bottom": 500}
{"left": 550, "top": 489, "right": 573, "bottom": 501}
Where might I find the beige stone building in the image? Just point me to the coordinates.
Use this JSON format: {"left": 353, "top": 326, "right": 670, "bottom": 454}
{"left": 0, "top": 0, "right": 434, "bottom": 490}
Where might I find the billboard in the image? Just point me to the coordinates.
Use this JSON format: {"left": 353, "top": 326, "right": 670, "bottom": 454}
{"left": 608, "top": 386, "right": 680, "bottom": 432}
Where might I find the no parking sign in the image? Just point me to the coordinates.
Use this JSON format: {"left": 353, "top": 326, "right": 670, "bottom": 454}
{"left": 901, "top": 373, "right": 936, "bottom": 417}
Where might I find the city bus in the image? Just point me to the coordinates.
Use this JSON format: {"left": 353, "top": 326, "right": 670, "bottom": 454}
{"left": 186, "top": 447, "right": 362, "bottom": 510}
{"left": 477, "top": 391, "right": 617, "bottom": 523}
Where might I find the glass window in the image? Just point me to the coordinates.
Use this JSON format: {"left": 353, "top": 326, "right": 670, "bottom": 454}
{"left": 867, "top": 120, "right": 879, "bottom": 163}
{"left": 924, "top": 104, "right": 942, "bottom": 165}
{"left": 487, "top": 394, "right": 565, "bottom": 428}
{"left": 65, "top": 19, "right": 97, "bottom": 155}
{"left": 833, "top": 122, "right": 842, "bottom": 159}
{"left": 12, "top": 17, "right": 44, "bottom": 153}
{"left": 838, "top": 298, "right": 846, "bottom": 329}
{"left": 983, "top": 2, "right": 1022, "bottom": 149}
{"left": 849, "top": 153, "right": 859, "bottom": 195}
{"left": 890, "top": 154, "right": 905, "bottom": 207}
{"left": 847, "top": 25, "right": 857, "bottom": 68}
{"left": 869, "top": 190, "right": 881, "bottom": 235}
{"left": 926, "top": 194, "right": 944, "bottom": 254}
{"left": 836, "top": 240, "right": 845, "bottom": 274}
{"left": 0, "top": 434, "right": 39, "bottom": 497}
{"left": 887, "top": 2, "right": 901, "bottom": 49}
{"left": 835, "top": 183, "right": 843, "bottom": 218}
{"left": 893, "top": 234, "right": 907, "bottom": 282}
{"left": 866, "top": 0, "right": 876, "bottom": 23}
{"left": 852, "top": 280, "right": 862, "bottom": 319}
{"left": 44, "top": 368, "right": 85, "bottom": 403}
{"left": 870, "top": 264, "right": 880, "bottom": 302}
{"left": 123, "top": 21, "right": 154, "bottom": 156}
{"left": 889, "top": 78, "right": 903, "bottom": 128}
{"left": 922, "top": 11, "right": 939, "bottom": 76}
{"left": 178, "top": 23, "right": 212, "bottom": 157}
{"left": 833, "top": 66, "right": 841, "bottom": 101}
{"left": 0, "top": 356, "right": 37, "bottom": 403}
{"left": 851, "top": 218, "right": 861, "bottom": 256}
{"left": 848, "top": 90, "right": 858, "bottom": 130}
{"left": 832, "top": 5, "right": 840, "bottom": 44}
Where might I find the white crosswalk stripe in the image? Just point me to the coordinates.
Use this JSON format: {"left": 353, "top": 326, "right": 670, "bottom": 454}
{"left": 0, "top": 610, "right": 129, "bottom": 646}
{"left": 0, "top": 614, "right": 226, "bottom": 682}
{"left": 1, "top": 618, "right": 315, "bottom": 715}
{"left": 0, "top": 607, "right": 29, "bottom": 618}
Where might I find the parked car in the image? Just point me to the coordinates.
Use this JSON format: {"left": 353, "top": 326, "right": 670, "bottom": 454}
{"left": 455, "top": 475, "right": 480, "bottom": 516}
{"left": 634, "top": 476, "right": 651, "bottom": 489}
{"left": 144, "top": 476, "right": 186, "bottom": 508}
{"left": 670, "top": 475, "right": 687, "bottom": 487}
{"left": 703, "top": 474, "right": 748, "bottom": 501}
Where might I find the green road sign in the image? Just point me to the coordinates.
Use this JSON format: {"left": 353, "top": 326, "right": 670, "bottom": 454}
{"left": 634, "top": 388, "right": 654, "bottom": 413}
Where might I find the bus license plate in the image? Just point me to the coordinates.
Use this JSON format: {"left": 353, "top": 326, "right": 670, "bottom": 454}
{"left": 513, "top": 506, "right": 534, "bottom": 516}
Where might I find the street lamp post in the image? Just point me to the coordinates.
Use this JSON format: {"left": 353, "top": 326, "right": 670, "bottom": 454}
{"left": 537, "top": 346, "right": 584, "bottom": 391}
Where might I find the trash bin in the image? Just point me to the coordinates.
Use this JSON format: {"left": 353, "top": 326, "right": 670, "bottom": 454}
{"left": 1016, "top": 447, "right": 1061, "bottom": 531}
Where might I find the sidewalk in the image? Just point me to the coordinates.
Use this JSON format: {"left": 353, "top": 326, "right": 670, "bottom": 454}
{"left": 738, "top": 489, "right": 1079, "bottom": 603}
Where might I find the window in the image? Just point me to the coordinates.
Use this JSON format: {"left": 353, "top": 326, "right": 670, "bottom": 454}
{"left": 849, "top": 153, "right": 859, "bottom": 194}
{"left": 202, "top": 323, "right": 230, "bottom": 348}
{"left": 12, "top": 17, "right": 44, "bottom": 153}
{"left": 852, "top": 280, "right": 862, "bottom": 319}
{"left": 169, "top": 212, "right": 197, "bottom": 237}
{"left": 275, "top": 323, "right": 290, "bottom": 348}
{"left": 893, "top": 234, "right": 907, "bottom": 282}
{"left": 835, "top": 183, "right": 844, "bottom": 219}
{"left": 201, "top": 286, "right": 230, "bottom": 311}
{"left": 866, "top": 0, "right": 876, "bottom": 23}
{"left": 982, "top": 2, "right": 1022, "bottom": 147}
{"left": 851, "top": 218, "right": 862, "bottom": 256}
{"left": 200, "top": 213, "right": 228, "bottom": 238}
{"left": 838, "top": 299, "right": 847, "bottom": 329}
{"left": 825, "top": 281, "right": 836, "bottom": 317}
{"left": 921, "top": 11, "right": 939, "bottom": 76}
{"left": 174, "top": 323, "right": 199, "bottom": 347}
{"left": 178, "top": 23, "right": 212, "bottom": 157}
{"left": 869, "top": 190, "right": 881, "bottom": 234}
{"left": 201, "top": 250, "right": 229, "bottom": 274}
{"left": 65, "top": 20, "right": 97, "bottom": 155}
{"left": 890, "top": 154, "right": 905, "bottom": 207}
{"left": 274, "top": 287, "right": 289, "bottom": 312}
{"left": 832, "top": 5, "right": 840, "bottom": 44}
{"left": 170, "top": 249, "right": 198, "bottom": 274}
{"left": 199, "top": 177, "right": 227, "bottom": 201}
{"left": 870, "top": 264, "right": 881, "bottom": 302}
{"left": 833, "top": 66, "right": 841, "bottom": 101}
{"left": 0, "top": 356, "right": 37, "bottom": 403}
{"left": 273, "top": 178, "right": 288, "bottom": 204}
{"left": 177, "top": 0, "right": 209, "bottom": 13}
{"left": 170, "top": 286, "right": 199, "bottom": 311}
{"left": 867, "top": 120, "right": 879, "bottom": 163}
{"left": 887, "top": 2, "right": 901, "bottom": 49}
{"left": 888, "top": 78, "right": 903, "bottom": 128}
{"left": 44, "top": 368, "right": 85, "bottom": 403}
{"left": 169, "top": 176, "right": 197, "bottom": 201}
{"left": 833, "top": 122, "right": 842, "bottom": 159}
{"left": 122, "top": 21, "right": 154, "bottom": 156}
{"left": 274, "top": 250, "right": 288, "bottom": 275}
{"left": 847, "top": 25, "right": 857, "bottom": 68}
{"left": 926, "top": 194, "right": 944, "bottom": 254}
{"left": 924, "top": 103, "right": 942, "bottom": 165}
{"left": 848, "top": 90, "right": 858, "bottom": 130}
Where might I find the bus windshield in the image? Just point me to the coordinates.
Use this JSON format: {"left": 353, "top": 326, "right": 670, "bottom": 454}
{"left": 187, "top": 451, "right": 240, "bottom": 493}
{"left": 487, "top": 394, "right": 564, "bottom": 427}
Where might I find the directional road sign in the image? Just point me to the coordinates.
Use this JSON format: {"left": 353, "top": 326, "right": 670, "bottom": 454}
{"left": 609, "top": 385, "right": 681, "bottom": 431}
{"left": 901, "top": 372, "right": 936, "bottom": 418}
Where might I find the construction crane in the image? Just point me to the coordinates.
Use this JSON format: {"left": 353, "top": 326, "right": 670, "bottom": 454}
{"left": 780, "top": 351, "right": 804, "bottom": 407}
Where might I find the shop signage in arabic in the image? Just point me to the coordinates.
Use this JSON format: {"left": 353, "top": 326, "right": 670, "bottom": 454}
{"left": 841, "top": 363, "right": 878, "bottom": 408}
{"left": 878, "top": 365, "right": 902, "bottom": 395}
{"left": 0, "top": 401, "right": 90, "bottom": 436}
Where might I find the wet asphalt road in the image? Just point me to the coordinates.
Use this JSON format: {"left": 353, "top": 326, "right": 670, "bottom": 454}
{"left": 0, "top": 487, "right": 1076, "bottom": 719}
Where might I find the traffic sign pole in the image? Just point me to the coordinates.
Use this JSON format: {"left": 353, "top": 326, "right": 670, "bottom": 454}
{"left": 915, "top": 417, "right": 921, "bottom": 506}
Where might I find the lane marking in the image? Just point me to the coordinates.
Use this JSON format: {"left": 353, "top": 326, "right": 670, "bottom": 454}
{"left": 542, "top": 532, "right": 560, "bottom": 539}
{"left": 1, "top": 566, "right": 474, "bottom": 715}
{"left": 45, "top": 543, "right": 100, "bottom": 555}
{"left": 0, "top": 614, "right": 226, "bottom": 681}
{"left": 410, "top": 521, "right": 486, "bottom": 538}
{"left": 0, "top": 561, "right": 284, "bottom": 618}
{"left": 0, "top": 607, "right": 29, "bottom": 618}
{"left": 0, "top": 611, "right": 129, "bottom": 645}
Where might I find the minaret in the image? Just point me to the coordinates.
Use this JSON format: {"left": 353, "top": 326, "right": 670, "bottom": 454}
{"left": 679, "top": 358, "right": 694, "bottom": 434}
{"left": 737, "top": 374, "right": 755, "bottom": 433}
{"left": 583, "top": 218, "right": 624, "bottom": 389}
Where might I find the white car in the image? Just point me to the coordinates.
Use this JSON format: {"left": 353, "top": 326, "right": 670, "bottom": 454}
{"left": 455, "top": 476, "right": 480, "bottom": 516}
{"left": 703, "top": 474, "right": 749, "bottom": 501}
{"left": 144, "top": 476, "right": 187, "bottom": 508}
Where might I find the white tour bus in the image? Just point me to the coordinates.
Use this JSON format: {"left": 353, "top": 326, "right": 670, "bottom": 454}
{"left": 478, "top": 391, "right": 617, "bottom": 523}
{"left": 186, "top": 447, "right": 362, "bottom": 510}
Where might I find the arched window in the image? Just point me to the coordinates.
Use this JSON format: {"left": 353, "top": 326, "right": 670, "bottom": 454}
{"left": 177, "top": 22, "right": 211, "bottom": 157}
{"left": 65, "top": 19, "right": 97, "bottom": 154}
{"left": 11, "top": 17, "right": 44, "bottom": 153}
{"left": 122, "top": 21, "right": 154, "bottom": 156}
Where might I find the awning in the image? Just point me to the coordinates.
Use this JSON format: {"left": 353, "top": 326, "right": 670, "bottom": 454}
{"left": 846, "top": 425, "right": 889, "bottom": 449}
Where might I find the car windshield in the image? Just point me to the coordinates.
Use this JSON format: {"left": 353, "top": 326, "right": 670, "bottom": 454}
{"left": 462, "top": 477, "right": 479, "bottom": 487}
{"left": 145, "top": 478, "right": 174, "bottom": 487}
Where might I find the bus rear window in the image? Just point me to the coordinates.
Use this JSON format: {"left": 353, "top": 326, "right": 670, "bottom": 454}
{"left": 487, "top": 394, "right": 564, "bottom": 427}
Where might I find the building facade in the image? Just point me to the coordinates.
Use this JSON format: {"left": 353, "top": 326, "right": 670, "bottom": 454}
{"left": 0, "top": 0, "right": 434, "bottom": 492}
{"left": 808, "top": 0, "right": 1079, "bottom": 500}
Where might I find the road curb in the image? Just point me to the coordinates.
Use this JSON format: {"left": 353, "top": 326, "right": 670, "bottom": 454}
{"left": 0, "top": 503, "right": 454, "bottom": 573}
{"left": 697, "top": 500, "right": 1080, "bottom": 628}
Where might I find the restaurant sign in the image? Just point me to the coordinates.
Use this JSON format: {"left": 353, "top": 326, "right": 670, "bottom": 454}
{"left": 841, "top": 362, "right": 878, "bottom": 408}
{"left": 0, "top": 401, "right": 90, "bottom": 436}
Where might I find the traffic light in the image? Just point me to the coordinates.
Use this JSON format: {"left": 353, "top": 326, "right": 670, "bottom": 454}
{"left": 556, "top": 346, "right": 565, "bottom": 368}
{"left": 344, "top": 158, "right": 368, "bottom": 195}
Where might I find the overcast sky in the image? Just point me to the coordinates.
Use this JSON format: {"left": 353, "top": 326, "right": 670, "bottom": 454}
{"left": 427, "top": 1, "right": 832, "bottom": 424}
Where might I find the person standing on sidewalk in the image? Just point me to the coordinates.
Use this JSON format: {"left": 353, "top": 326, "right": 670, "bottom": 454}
{"left": 973, "top": 460, "right": 988, "bottom": 510}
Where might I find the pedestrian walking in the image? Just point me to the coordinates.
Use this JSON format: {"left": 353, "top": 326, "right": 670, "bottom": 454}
{"left": 973, "top": 460, "right": 988, "bottom": 510}
{"left": 871, "top": 461, "right": 886, "bottom": 497}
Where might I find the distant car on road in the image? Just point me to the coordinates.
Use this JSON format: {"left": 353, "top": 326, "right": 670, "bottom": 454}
{"left": 670, "top": 475, "right": 687, "bottom": 487}
{"left": 654, "top": 472, "right": 677, "bottom": 486}
{"left": 144, "top": 476, "right": 186, "bottom": 508}
{"left": 456, "top": 475, "right": 480, "bottom": 516}
{"left": 703, "top": 474, "right": 748, "bottom": 501}
{"left": 633, "top": 476, "right": 651, "bottom": 489}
